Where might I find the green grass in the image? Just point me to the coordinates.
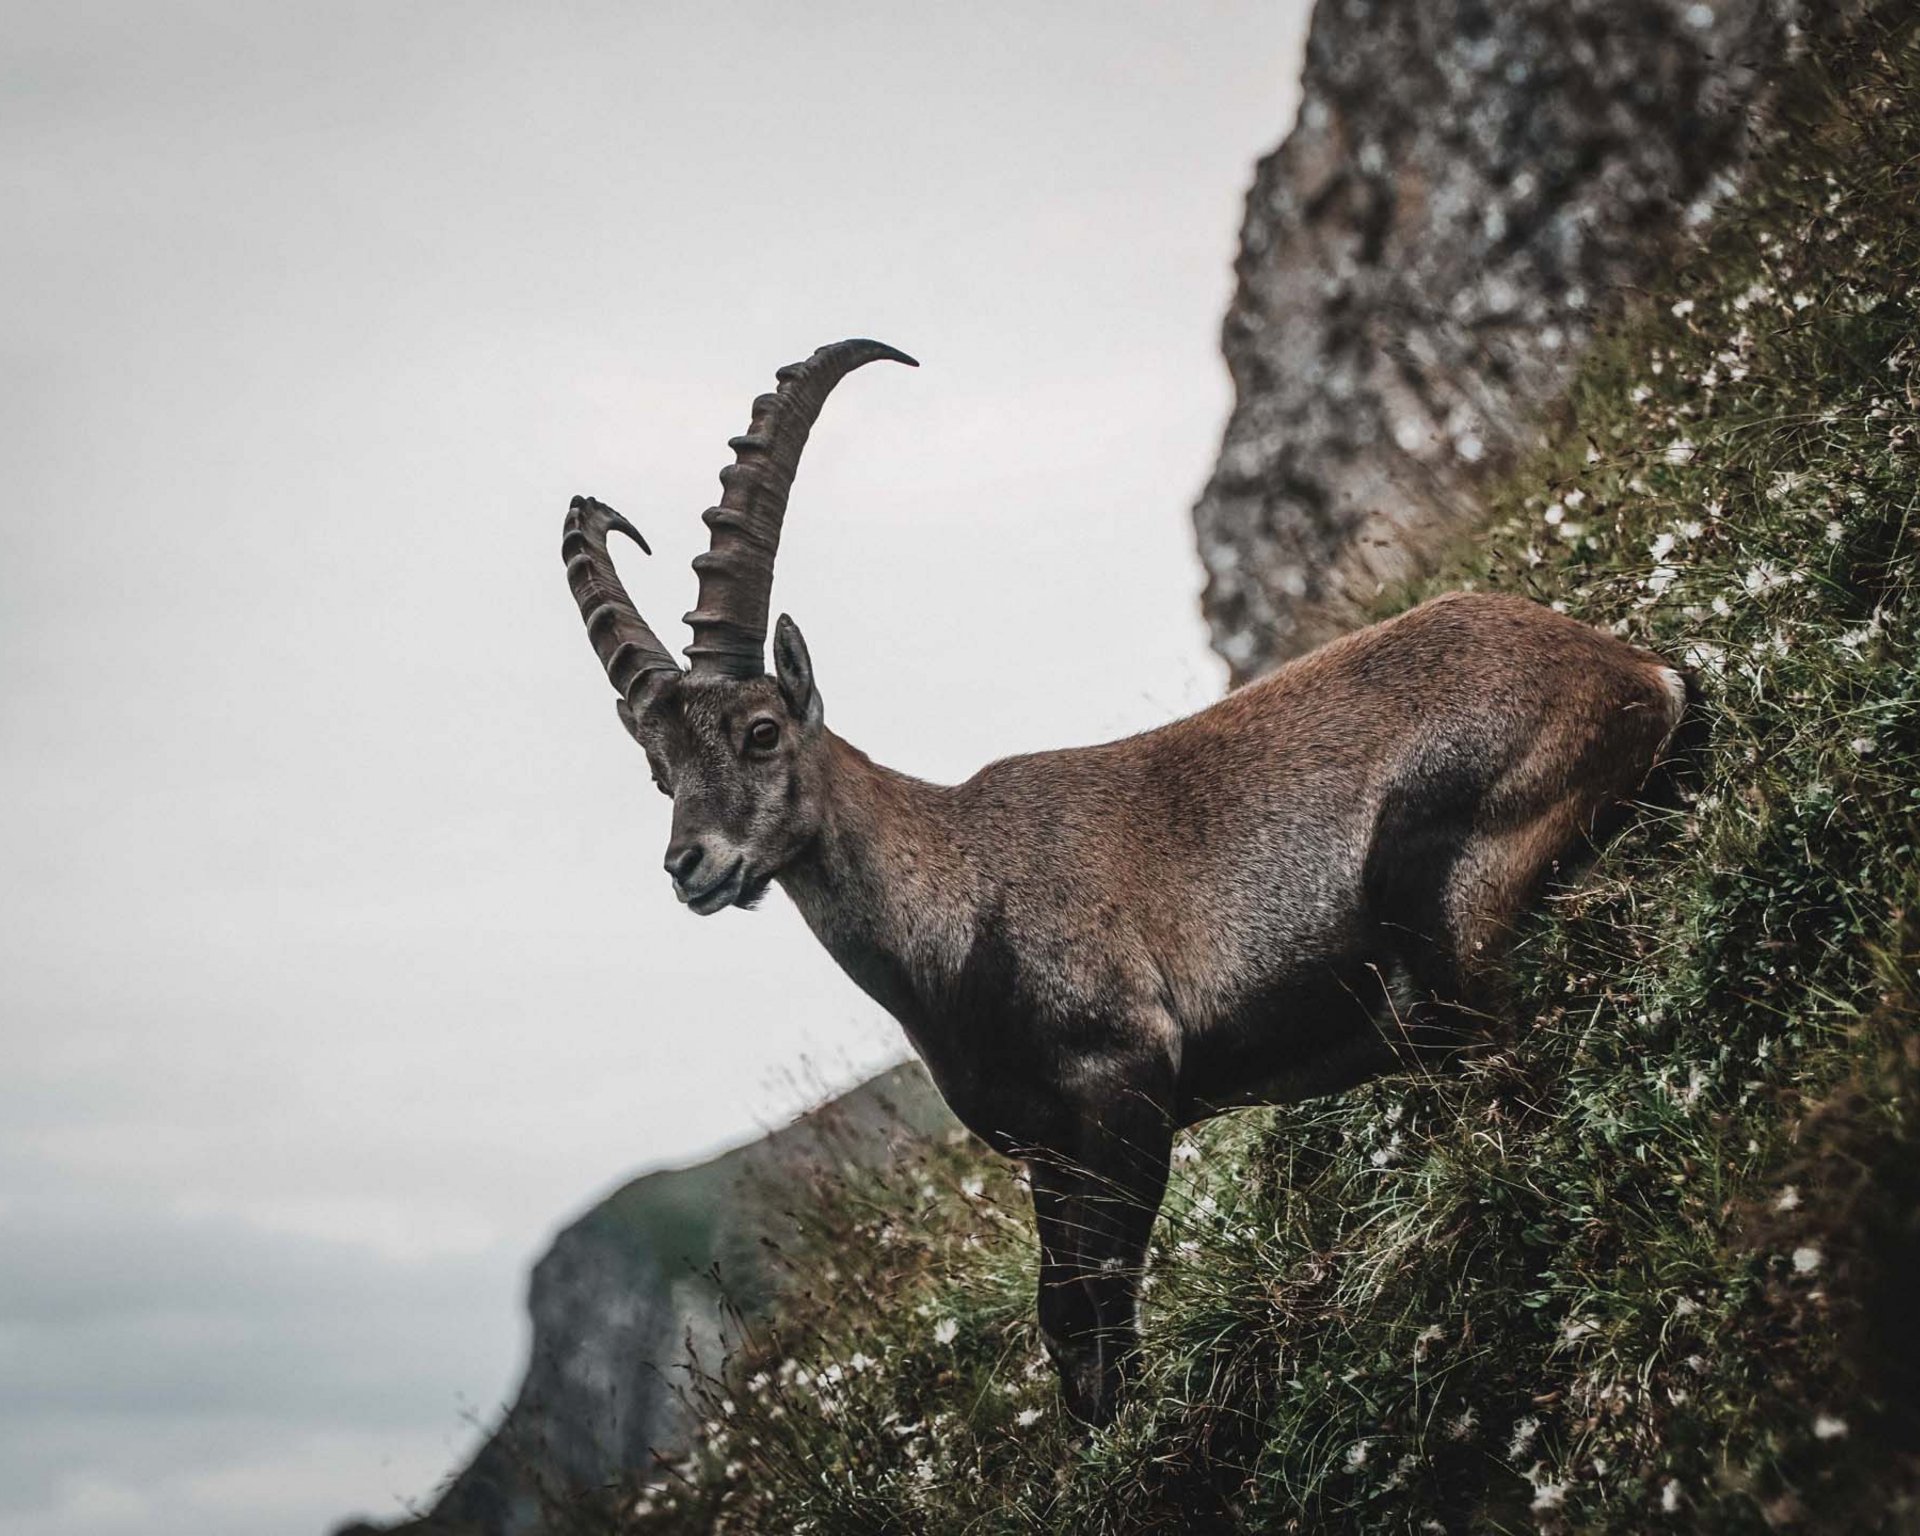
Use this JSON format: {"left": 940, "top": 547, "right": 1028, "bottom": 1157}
{"left": 609, "top": 16, "right": 1920, "bottom": 1532}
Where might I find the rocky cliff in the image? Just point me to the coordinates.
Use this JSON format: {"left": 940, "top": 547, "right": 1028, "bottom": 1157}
{"left": 1194, "top": 0, "right": 1806, "bottom": 680}
{"left": 335, "top": 1063, "right": 951, "bottom": 1536}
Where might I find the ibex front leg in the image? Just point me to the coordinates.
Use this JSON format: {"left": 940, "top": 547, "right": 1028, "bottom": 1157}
{"left": 1026, "top": 1082, "right": 1172, "bottom": 1427}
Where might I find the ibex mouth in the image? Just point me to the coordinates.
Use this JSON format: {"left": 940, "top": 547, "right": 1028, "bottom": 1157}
{"left": 679, "top": 859, "right": 747, "bottom": 916}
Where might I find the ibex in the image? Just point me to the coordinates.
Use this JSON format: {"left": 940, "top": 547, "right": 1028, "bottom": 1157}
{"left": 562, "top": 339, "right": 1692, "bottom": 1427}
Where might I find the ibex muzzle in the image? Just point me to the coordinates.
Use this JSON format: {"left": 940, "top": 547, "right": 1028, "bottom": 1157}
{"left": 564, "top": 340, "right": 1693, "bottom": 1427}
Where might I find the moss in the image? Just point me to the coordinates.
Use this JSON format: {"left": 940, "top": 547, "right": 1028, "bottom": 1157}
{"left": 608, "top": 14, "right": 1920, "bottom": 1533}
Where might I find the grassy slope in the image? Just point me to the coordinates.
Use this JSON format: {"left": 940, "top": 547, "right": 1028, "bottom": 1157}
{"left": 622, "top": 18, "right": 1920, "bottom": 1534}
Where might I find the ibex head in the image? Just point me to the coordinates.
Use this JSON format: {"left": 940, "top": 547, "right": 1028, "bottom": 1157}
{"left": 563, "top": 339, "right": 916, "bottom": 914}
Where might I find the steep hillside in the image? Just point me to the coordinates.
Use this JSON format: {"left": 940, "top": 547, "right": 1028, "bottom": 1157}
{"left": 610, "top": 14, "right": 1920, "bottom": 1534}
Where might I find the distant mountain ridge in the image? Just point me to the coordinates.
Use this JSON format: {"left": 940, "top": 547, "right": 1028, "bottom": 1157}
{"left": 335, "top": 1062, "right": 952, "bottom": 1536}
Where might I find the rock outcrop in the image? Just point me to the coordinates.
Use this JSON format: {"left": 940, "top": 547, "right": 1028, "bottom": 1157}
{"left": 1194, "top": 0, "right": 1804, "bottom": 680}
{"left": 336, "top": 1063, "right": 951, "bottom": 1536}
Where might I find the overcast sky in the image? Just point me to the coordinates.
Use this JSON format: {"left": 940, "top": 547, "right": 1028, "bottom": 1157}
{"left": 0, "top": 4, "right": 1311, "bottom": 1531}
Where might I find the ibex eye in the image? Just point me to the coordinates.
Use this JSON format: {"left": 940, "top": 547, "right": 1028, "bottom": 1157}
{"left": 747, "top": 719, "right": 781, "bottom": 753}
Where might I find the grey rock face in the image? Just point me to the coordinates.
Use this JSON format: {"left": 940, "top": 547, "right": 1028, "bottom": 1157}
{"left": 1194, "top": 0, "right": 1799, "bottom": 681}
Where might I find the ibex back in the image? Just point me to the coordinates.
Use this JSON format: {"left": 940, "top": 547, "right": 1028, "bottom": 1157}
{"left": 563, "top": 340, "right": 1691, "bottom": 1426}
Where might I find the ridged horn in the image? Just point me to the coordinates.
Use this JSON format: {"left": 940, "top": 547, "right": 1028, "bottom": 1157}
{"left": 683, "top": 338, "right": 917, "bottom": 676}
{"left": 563, "top": 494, "right": 682, "bottom": 705}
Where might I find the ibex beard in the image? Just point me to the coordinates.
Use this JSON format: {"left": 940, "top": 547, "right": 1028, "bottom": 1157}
{"left": 563, "top": 339, "right": 1695, "bottom": 1428}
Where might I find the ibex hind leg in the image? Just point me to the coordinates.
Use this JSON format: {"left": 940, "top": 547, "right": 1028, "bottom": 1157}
{"left": 1362, "top": 777, "right": 1498, "bottom": 1068}
{"left": 1448, "top": 661, "right": 1697, "bottom": 971}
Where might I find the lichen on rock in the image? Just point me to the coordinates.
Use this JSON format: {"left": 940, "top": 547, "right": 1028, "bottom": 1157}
{"left": 1194, "top": 0, "right": 1804, "bottom": 681}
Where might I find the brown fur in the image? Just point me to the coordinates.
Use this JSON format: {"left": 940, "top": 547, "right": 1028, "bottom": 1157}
{"left": 604, "top": 590, "right": 1687, "bottom": 1425}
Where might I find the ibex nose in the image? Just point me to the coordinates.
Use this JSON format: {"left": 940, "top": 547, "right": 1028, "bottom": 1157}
{"left": 664, "top": 841, "right": 706, "bottom": 889}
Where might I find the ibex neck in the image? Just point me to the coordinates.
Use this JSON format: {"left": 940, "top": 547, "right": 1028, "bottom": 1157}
{"left": 777, "top": 733, "right": 974, "bottom": 987}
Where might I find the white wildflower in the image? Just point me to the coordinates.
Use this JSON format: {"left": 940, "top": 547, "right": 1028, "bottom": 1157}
{"left": 1172, "top": 1139, "right": 1201, "bottom": 1164}
{"left": 820, "top": 1363, "right": 843, "bottom": 1387}
{"left": 1826, "top": 519, "right": 1846, "bottom": 543}
{"left": 1414, "top": 1323, "right": 1446, "bottom": 1363}
{"left": 1680, "top": 519, "right": 1704, "bottom": 538}
{"left": 933, "top": 1317, "right": 959, "bottom": 1345}
{"left": 1793, "top": 292, "right": 1814, "bottom": 310}
{"left": 1531, "top": 1476, "right": 1571, "bottom": 1512}
{"left": 1544, "top": 502, "right": 1565, "bottom": 525}
{"left": 1671, "top": 298, "right": 1696, "bottom": 317}
{"left": 1564, "top": 488, "right": 1586, "bottom": 509}
{"left": 1774, "top": 1185, "right": 1801, "bottom": 1213}
{"left": 1508, "top": 1415, "right": 1541, "bottom": 1458}
{"left": 1177, "top": 1238, "right": 1201, "bottom": 1256}
{"left": 1813, "top": 1412, "right": 1849, "bottom": 1440}
{"left": 1647, "top": 565, "right": 1680, "bottom": 596}
{"left": 1851, "top": 736, "right": 1875, "bottom": 755}
{"left": 1742, "top": 560, "right": 1786, "bottom": 596}
{"left": 1792, "top": 1245, "right": 1823, "bottom": 1274}
{"left": 1649, "top": 532, "right": 1676, "bottom": 561}
{"left": 849, "top": 1352, "right": 876, "bottom": 1375}
{"left": 1015, "top": 1406, "right": 1042, "bottom": 1429}
{"left": 1557, "top": 521, "right": 1585, "bottom": 544}
{"left": 1346, "top": 1438, "right": 1372, "bottom": 1469}
{"left": 1630, "top": 384, "right": 1653, "bottom": 404}
{"left": 961, "top": 1176, "right": 985, "bottom": 1199}
{"left": 1670, "top": 1066, "right": 1708, "bottom": 1108}
{"left": 1663, "top": 1479, "right": 1684, "bottom": 1513}
{"left": 1456, "top": 433, "right": 1485, "bottom": 463}
{"left": 1560, "top": 1316, "right": 1600, "bottom": 1345}
{"left": 1664, "top": 437, "right": 1697, "bottom": 466}
{"left": 1836, "top": 616, "right": 1882, "bottom": 654}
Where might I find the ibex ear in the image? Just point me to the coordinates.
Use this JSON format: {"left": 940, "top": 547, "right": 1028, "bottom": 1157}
{"left": 615, "top": 696, "right": 645, "bottom": 745}
{"left": 614, "top": 671, "right": 673, "bottom": 743}
{"left": 773, "top": 614, "right": 823, "bottom": 729}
